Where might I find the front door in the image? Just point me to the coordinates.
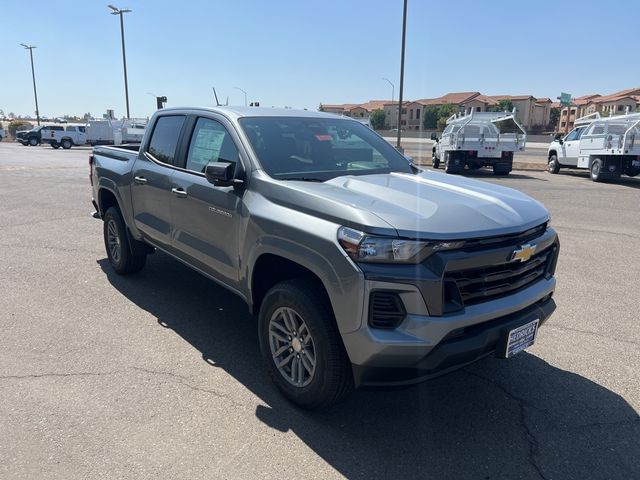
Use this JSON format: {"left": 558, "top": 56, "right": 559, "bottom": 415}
{"left": 559, "top": 126, "right": 584, "bottom": 166}
{"left": 170, "top": 116, "right": 243, "bottom": 288}
{"left": 131, "top": 114, "right": 186, "bottom": 251}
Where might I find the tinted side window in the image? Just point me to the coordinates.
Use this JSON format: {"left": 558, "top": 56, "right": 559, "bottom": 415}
{"left": 565, "top": 129, "right": 580, "bottom": 141}
{"left": 186, "top": 118, "right": 238, "bottom": 173}
{"left": 148, "top": 115, "right": 186, "bottom": 165}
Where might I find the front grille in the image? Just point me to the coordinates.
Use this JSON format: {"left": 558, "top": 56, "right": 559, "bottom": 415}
{"left": 462, "top": 223, "right": 547, "bottom": 251}
{"left": 445, "top": 246, "right": 554, "bottom": 306}
{"left": 369, "top": 291, "right": 406, "bottom": 329}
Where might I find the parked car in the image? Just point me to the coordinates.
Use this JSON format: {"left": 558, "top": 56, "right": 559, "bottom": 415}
{"left": 91, "top": 107, "right": 559, "bottom": 408}
{"left": 548, "top": 111, "right": 640, "bottom": 181}
{"left": 16, "top": 125, "right": 64, "bottom": 146}
{"left": 431, "top": 110, "right": 526, "bottom": 175}
{"left": 0, "top": 126, "right": 5, "bottom": 141}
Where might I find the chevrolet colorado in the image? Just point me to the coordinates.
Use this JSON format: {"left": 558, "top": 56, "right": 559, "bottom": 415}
{"left": 91, "top": 107, "right": 559, "bottom": 408}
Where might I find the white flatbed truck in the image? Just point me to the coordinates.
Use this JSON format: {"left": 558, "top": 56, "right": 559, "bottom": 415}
{"left": 431, "top": 110, "right": 527, "bottom": 176}
{"left": 547, "top": 111, "right": 640, "bottom": 181}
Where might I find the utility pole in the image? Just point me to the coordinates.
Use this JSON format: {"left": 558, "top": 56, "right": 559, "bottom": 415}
{"left": 396, "top": 0, "right": 408, "bottom": 151}
{"left": 108, "top": 5, "right": 132, "bottom": 119}
{"left": 20, "top": 44, "right": 40, "bottom": 125}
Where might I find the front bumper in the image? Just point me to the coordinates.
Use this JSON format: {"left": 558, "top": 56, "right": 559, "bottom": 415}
{"left": 341, "top": 227, "right": 559, "bottom": 388}
{"left": 344, "top": 278, "right": 555, "bottom": 387}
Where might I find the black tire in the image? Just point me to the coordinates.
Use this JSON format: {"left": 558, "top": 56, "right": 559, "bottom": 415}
{"left": 590, "top": 158, "right": 604, "bottom": 182}
{"left": 493, "top": 165, "right": 511, "bottom": 176}
{"left": 258, "top": 279, "right": 353, "bottom": 409}
{"left": 28, "top": 137, "right": 38, "bottom": 146}
{"left": 61, "top": 139, "right": 72, "bottom": 149}
{"left": 444, "top": 153, "right": 461, "bottom": 174}
{"left": 548, "top": 154, "right": 560, "bottom": 174}
{"left": 432, "top": 149, "right": 440, "bottom": 168}
{"left": 51, "top": 142, "right": 60, "bottom": 149}
{"left": 625, "top": 167, "right": 639, "bottom": 177}
{"left": 103, "top": 207, "right": 147, "bottom": 274}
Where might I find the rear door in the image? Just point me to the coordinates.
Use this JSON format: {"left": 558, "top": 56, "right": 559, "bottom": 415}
{"left": 131, "top": 115, "right": 186, "bottom": 251}
{"left": 170, "top": 116, "right": 244, "bottom": 288}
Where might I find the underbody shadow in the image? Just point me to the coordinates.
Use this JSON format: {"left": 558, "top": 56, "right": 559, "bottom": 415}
{"left": 98, "top": 254, "right": 639, "bottom": 479}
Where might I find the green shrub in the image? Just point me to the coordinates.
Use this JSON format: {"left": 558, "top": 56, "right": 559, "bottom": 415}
{"left": 8, "top": 120, "right": 33, "bottom": 137}
{"left": 369, "top": 109, "right": 386, "bottom": 130}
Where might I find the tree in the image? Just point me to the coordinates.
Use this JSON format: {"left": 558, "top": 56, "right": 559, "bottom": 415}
{"left": 318, "top": 103, "right": 324, "bottom": 112}
{"left": 549, "top": 107, "right": 560, "bottom": 129}
{"left": 83, "top": 112, "right": 92, "bottom": 121}
{"left": 422, "top": 105, "right": 439, "bottom": 129}
{"left": 436, "top": 104, "right": 458, "bottom": 131}
{"left": 369, "top": 109, "right": 386, "bottom": 130}
{"left": 491, "top": 99, "right": 513, "bottom": 112}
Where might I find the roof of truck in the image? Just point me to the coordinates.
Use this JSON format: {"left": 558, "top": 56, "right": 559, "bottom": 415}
{"left": 160, "top": 106, "right": 345, "bottom": 120}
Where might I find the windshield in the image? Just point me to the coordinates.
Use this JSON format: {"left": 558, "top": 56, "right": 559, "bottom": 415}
{"left": 239, "top": 116, "right": 414, "bottom": 181}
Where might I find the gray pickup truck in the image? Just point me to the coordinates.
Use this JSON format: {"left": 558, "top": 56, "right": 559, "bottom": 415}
{"left": 91, "top": 107, "right": 559, "bottom": 409}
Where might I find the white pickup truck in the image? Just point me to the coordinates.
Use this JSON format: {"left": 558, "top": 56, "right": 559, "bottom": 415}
{"left": 547, "top": 112, "right": 640, "bottom": 182}
{"left": 431, "top": 110, "right": 527, "bottom": 176}
{"left": 41, "top": 125, "right": 87, "bottom": 149}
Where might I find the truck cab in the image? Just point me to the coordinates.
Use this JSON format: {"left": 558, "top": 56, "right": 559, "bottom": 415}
{"left": 547, "top": 125, "right": 588, "bottom": 169}
{"left": 43, "top": 125, "right": 87, "bottom": 149}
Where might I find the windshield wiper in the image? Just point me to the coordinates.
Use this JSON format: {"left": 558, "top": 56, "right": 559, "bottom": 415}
{"left": 279, "top": 177, "right": 325, "bottom": 182}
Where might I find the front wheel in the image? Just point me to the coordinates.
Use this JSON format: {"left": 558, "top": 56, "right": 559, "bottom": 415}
{"left": 103, "top": 207, "right": 147, "bottom": 274}
{"left": 548, "top": 154, "right": 560, "bottom": 174}
{"left": 28, "top": 137, "right": 38, "bottom": 146}
{"left": 61, "top": 139, "right": 72, "bottom": 149}
{"left": 258, "top": 279, "right": 353, "bottom": 409}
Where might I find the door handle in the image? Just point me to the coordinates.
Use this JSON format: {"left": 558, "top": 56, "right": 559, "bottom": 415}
{"left": 134, "top": 176, "right": 147, "bottom": 185}
{"left": 171, "top": 187, "right": 188, "bottom": 198}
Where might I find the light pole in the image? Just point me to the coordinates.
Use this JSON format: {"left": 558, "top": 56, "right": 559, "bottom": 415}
{"left": 395, "top": 0, "right": 408, "bottom": 151}
{"left": 20, "top": 44, "right": 40, "bottom": 126}
{"left": 108, "top": 5, "right": 132, "bottom": 119}
{"left": 234, "top": 87, "right": 248, "bottom": 106}
{"left": 382, "top": 77, "right": 394, "bottom": 103}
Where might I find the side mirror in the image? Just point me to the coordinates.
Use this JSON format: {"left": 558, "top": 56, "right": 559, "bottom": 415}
{"left": 205, "top": 161, "right": 243, "bottom": 187}
{"left": 430, "top": 132, "right": 439, "bottom": 141}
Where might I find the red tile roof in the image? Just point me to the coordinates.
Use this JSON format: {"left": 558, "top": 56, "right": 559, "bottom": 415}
{"left": 415, "top": 92, "right": 481, "bottom": 106}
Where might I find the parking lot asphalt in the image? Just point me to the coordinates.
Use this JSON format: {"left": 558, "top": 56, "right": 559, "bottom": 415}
{"left": 1, "top": 142, "right": 638, "bottom": 480}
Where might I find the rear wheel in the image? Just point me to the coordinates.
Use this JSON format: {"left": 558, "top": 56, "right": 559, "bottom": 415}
{"left": 493, "top": 165, "right": 511, "bottom": 176}
{"left": 61, "top": 139, "right": 72, "bottom": 149}
{"left": 590, "top": 158, "right": 604, "bottom": 182}
{"left": 548, "top": 154, "right": 560, "bottom": 174}
{"left": 444, "top": 153, "right": 462, "bottom": 174}
{"left": 103, "top": 207, "right": 147, "bottom": 274}
{"left": 258, "top": 279, "right": 353, "bottom": 409}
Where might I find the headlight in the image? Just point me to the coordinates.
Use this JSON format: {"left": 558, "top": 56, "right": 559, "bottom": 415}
{"left": 337, "top": 226, "right": 464, "bottom": 264}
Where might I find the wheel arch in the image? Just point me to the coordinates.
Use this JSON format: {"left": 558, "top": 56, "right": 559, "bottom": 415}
{"left": 250, "top": 253, "right": 331, "bottom": 317}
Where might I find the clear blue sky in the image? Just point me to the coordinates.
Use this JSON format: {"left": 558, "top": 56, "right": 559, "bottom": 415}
{"left": 1, "top": 0, "right": 637, "bottom": 119}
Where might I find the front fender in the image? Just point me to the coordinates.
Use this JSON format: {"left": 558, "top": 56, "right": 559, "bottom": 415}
{"left": 243, "top": 209, "right": 365, "bottom": 334}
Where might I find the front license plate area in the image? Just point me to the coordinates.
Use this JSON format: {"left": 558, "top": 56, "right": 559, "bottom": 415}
{"left": 505, "top": 319, "right": 539, "bottom": 358}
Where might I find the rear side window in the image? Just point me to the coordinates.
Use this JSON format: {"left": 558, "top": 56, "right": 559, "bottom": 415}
{"left": 148, "top": 115, "right": 186, "bottom": 165}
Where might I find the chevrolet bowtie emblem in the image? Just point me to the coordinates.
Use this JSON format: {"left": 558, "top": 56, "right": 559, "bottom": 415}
{"left": 510, "top": 244, "right": 537, "bottom": 263}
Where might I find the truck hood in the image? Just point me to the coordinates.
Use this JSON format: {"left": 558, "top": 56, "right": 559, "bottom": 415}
{"left": 266, "top": 171, "right": 549, "bottom": 240}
